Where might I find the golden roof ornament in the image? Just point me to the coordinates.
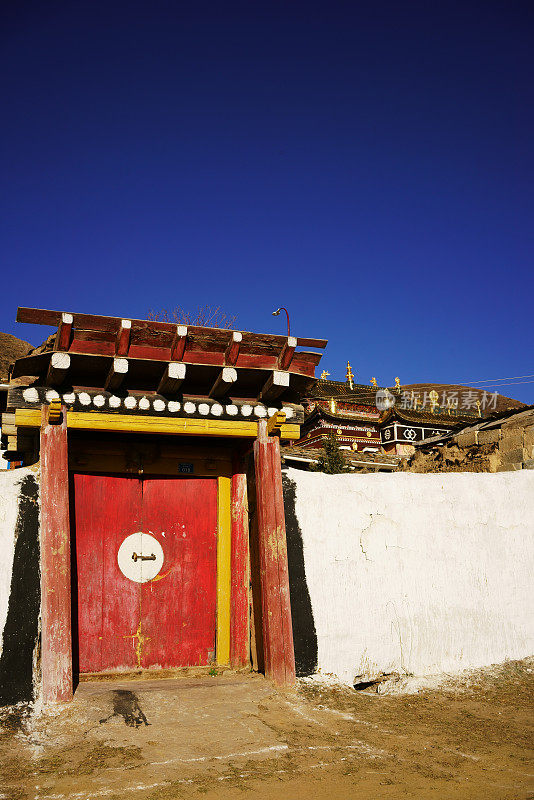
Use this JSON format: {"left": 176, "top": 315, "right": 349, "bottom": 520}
{"left": 346, "top": 361, "right": 354, "bottom": 390}
{"left": 370, "top": 377, "right": 378, "bottom": 388}
{"left": 395, "top": 376, "right": 401, "bottom": 393}
{"left": 329, "top": 397, "right": 337, "bottom": 414}
{"left": 319, "top": 370, "right": 330, "bottom": 379}
{"left": 429, "top": 389, "right": 439, "bottom": 413}
{"left": 476, "top": 399, "right": 482, "bottom": 417}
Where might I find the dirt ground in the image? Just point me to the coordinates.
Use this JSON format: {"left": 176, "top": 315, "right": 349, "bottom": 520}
{"left": 1, "top": 660, "right": 532, "bottom": 800}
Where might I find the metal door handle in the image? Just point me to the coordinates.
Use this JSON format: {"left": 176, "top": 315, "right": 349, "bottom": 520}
{"left": 131, "top": 552, "right": 157, "bottom": 562}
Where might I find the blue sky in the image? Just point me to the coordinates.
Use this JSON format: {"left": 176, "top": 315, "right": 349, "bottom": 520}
{"left": 2, "top": 1, "right": 533, "bottom": 401}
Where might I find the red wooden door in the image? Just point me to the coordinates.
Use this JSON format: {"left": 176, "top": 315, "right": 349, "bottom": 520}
{"left": 74, "top": 473, "right": 142, "bottom": 673}
{"left": 73, "top": 473, "right": 217, "bottom": 673}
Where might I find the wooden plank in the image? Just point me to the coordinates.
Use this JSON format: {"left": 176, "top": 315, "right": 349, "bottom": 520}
{"left": 253, "top": 423, "right": 296, "bottom": 686}
{"left": 54, "top": 313, "right": 73, "bottom": 351}
{"left": 210, "top": 367, "right": 237, "bottom": 399}
{"left": 217, "top": 475, "right": 232, "bottom": 665}
{"left": 278, "top": 337, "right": 297, "bottom": 370}
{"left": 104, "top": 357, "right": 128, "bottom": 391}
{"left": 7, "top": 386, "right": 305, "bottom": 424}
{"left": 17, "top": 307, "right": 62, "bottom": 327}
{"left": 17, "top": 307, "right": 328, "bottom": 350}
{"left": 142, "top": 477, "right": 217, "bottom": 668}
{"left": 73, "top": 473, "right": 141, "bottom": 673}
{"left": 171, "top": 325, "right": 188, "bottom": 361}
{"left": 225, "top": 332, "right": 242, "bottom": 366}
{"left": 115, "top": 319, "right": 131, "bottom": 356}
{"left": 47, "top": 398, "right": 62, "bottom": 424}
{"left": 1, "top": 412, "right": 16, "bottom": 435}
{"left": 157, "top": 362, "right": 186, "bottom": 395}
{"left": 230, "top": 452, "right": 250, "bottom": 669}
{"left": 260, "top": 371, "right": 289, "bottom": 402}
{"left": 40, "top": 406, "right": 73, "bottom": 703}
{"left": 267, "top": 410, "right": 286, "bottom": 435}
{"left": 16, "top": 408, "right": 301, "bottom": 439}
{"left": 46, "top": 352, "right": 70, "bottom": 386}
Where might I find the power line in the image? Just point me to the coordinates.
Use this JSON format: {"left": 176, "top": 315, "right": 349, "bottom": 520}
{"left": 460, "top": 374, "right": 534, "bottom": 385}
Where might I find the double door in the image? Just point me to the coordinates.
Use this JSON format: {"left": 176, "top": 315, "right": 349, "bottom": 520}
{"left": 72, "top": 472, "right": 217, "bottom": 673}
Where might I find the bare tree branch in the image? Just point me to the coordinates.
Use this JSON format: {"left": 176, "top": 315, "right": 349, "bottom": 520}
{"left": 147, "top": 306, "right": 237, "bottom": 330}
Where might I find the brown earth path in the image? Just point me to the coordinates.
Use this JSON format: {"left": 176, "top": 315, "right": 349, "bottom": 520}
{"left": 1, "top": 660, "right": 532, "bottom": 800}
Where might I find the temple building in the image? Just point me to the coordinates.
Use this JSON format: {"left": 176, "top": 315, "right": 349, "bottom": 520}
{"left": 379, "top": 404, "right": 477, "bottom": 455}
{"left": 295, "top": 364, "right": 509, "bottom": 456}
{"left": 296, "top": 363, "right": 382, "bottom": 452}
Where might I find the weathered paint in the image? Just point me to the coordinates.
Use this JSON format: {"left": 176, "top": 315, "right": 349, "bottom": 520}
{"left": 286, "top": 468, "right": 534, "bottom": 683}
{"left": 141, "top": 477, "right": 217, "bottom": 668}
{"left": 40, "top": 407, "right": 73, "bottom": 703}
{"left": 254, "top": 428, "right": 296, "bottom": 686}
{"left": 73, "top": 473, "right": 142, "bottom": 672}
{"left": 0, "top": 469, "right": 40, "bottom": 705}
{"left": 216, "top": 475, "right": 231, "bottom": 665}
{"left": 73, "top": 474, "right": 218, "bottom": 672}
{"left": 0, "top": 471, "right": 20, "bottom": 650}
{"left": 282, "top": 474, "right": 318, "bottom": 677}
{"left": 230, "top": 453, "right": 250, "bottom": 668}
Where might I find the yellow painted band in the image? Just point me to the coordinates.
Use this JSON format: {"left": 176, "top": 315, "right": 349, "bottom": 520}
{"left": 216, "top": 475, "right": 231, "bottom": 666}
{"left": 15, "top": 409, "right": 300, "bottom": 439}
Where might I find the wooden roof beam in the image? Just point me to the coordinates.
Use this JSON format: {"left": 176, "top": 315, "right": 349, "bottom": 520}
{"left": 210, "top": 367, "right": 237, "bottom": 399}
{"left": 115, "top": 319, "right": 131, "bottom": 356}
{"left": 278, "top": 336, "right": 297, "bottom": 371}
{"left": 171, "top": 325, "right": 188, "bottom": 361}
{"left": 46, "top": 352, "right": 70, "bottom": 386}
{"left": 105, "top": 357, "right": 128, "bottom": 391}
{"left": 158, "top": 362, "right": 186, "bottom": 395}
{"left": 54, "top": 313, "right": 73, "bottom": 352}
{"left": 16, "top": 308, "right": 328, "bottom": 350}
{"left": 260, "top": 371, "right": 290, "bottom": 402}
{"left": 225, "top": 332, "right": 242, "bottom": 366}
{"left": 267, "top": 410, "right": 287, "bottom": 435}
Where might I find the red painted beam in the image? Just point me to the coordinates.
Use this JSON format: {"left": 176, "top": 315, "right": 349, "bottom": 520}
{"left": 40, "top": 406, "right": 73, "bottom": 704}
{"left": 115, "top": 319, "right": 131, "bottom": 356}
{"left": 230, "top": 452, "right": 250, "bottom": 668}
{"left": 171, "top": 325, "right": 188, "bottom": 361}
{"left": 278, "top": 337, "right": 297, "bottom": 371}
{"left": 253, "top": 422, "right": 296, "bottom": 686}
{"left": 54, "top": 313, "right": 73, "bottom": 351}
{"left": 225, "top": 332, "right": 242, "bottom": 366}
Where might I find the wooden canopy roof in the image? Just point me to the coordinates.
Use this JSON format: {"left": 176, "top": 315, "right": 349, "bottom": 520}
{"left": 12, "top": 307, "right": 327, "bottom": 403}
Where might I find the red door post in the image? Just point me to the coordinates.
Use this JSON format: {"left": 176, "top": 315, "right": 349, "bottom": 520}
{"left": 253, "top": 422, "right": 296, "bottom": 686}
{"left": 40, "top": 406, "right": 73, "bottom": 703}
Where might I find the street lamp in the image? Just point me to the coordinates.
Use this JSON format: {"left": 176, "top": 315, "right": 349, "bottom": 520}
{"left": 272, "top": 307, "right": 291, "bottom": 337}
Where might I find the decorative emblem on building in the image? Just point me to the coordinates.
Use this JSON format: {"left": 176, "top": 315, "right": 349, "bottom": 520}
{"left": 346, "top": 361, "right": 355, "bottom": 390}
{"left": 403, "top": 428, "right": 417, "bottom": 440}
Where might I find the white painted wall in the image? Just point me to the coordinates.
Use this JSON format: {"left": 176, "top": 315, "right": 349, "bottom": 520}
{"left": 287, "top": 468, "right": 534, "bottom": 684}
{"left": 0, "top": 467, "right": 37, "bottom": 654}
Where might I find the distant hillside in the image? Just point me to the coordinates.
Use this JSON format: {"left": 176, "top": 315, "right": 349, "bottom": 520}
{"left": 0, "top": 332, "right": 33, "bottom": 382}
{"left": 400, "top": 383, "right": 525, "bottom": 416}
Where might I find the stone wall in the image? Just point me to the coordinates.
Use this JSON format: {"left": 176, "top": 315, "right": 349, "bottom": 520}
{"left": 404, "top": 408, "right": 534, "bottom": 474}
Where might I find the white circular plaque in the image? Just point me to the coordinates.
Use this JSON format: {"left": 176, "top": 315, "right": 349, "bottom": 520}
{"left": 117, "top": 533, "right": 164, "bottom": 583}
